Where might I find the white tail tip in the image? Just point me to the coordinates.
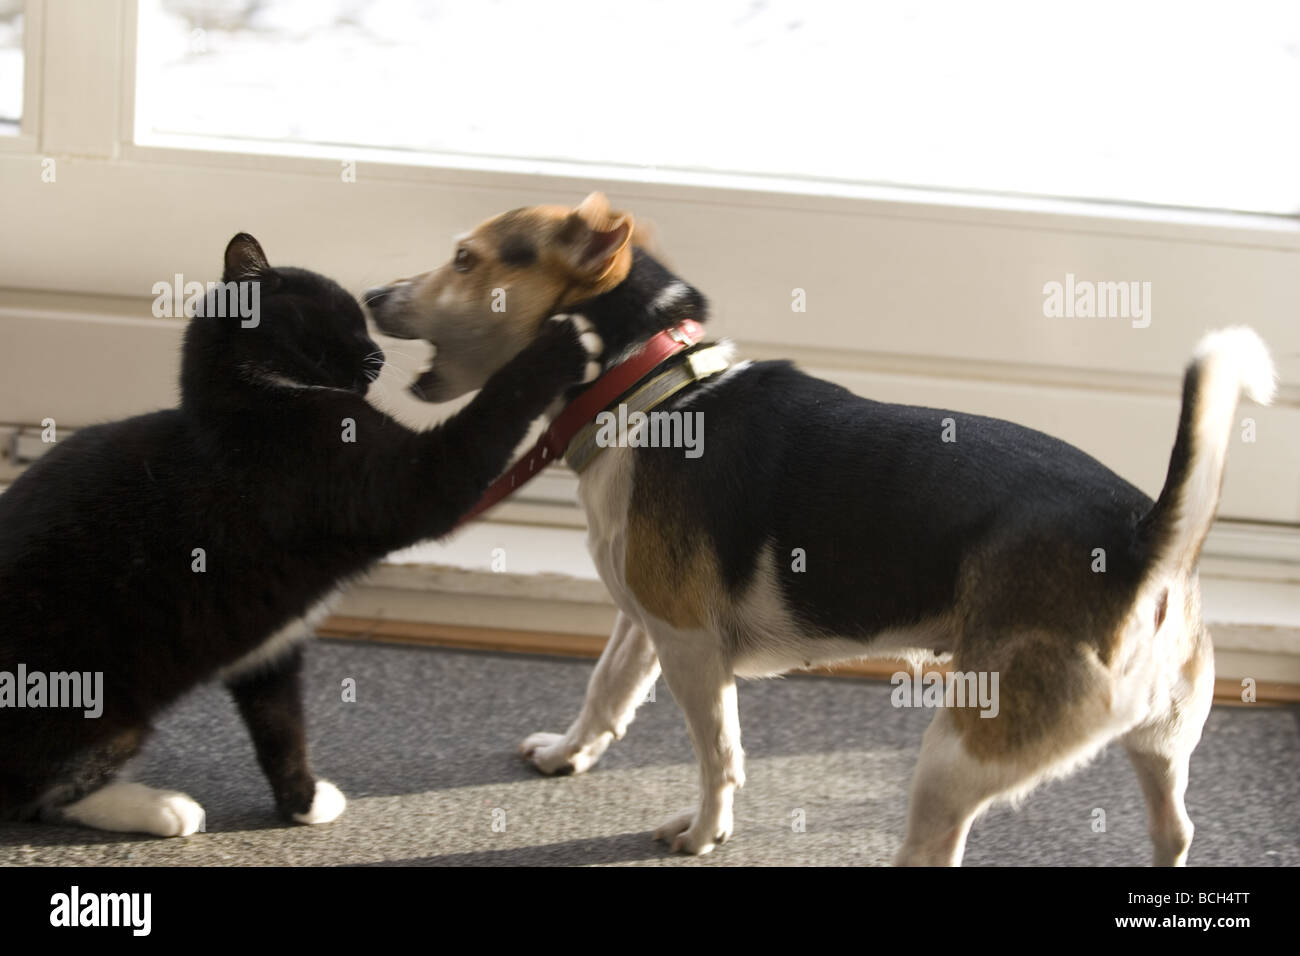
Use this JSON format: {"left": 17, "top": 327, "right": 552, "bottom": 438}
{"left": 1193, "top": 326, "right": 1277, "bottom": 406}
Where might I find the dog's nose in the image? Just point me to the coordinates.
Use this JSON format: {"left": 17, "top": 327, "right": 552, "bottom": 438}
{"left": 363, "top": 286, "right": 392, "bottom": 310}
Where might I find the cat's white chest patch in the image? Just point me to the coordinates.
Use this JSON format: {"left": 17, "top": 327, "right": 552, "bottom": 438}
{"left": 216, "top": 593, "right": 339, "bottom": 681}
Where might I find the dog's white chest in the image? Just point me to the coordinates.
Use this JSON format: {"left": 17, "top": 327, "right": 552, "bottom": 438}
{"left": 575, "top": 447, "right": 639, "bottom": 616}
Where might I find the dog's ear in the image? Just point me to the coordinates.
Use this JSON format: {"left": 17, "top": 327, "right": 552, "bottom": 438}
{"left": 575, "top": 191, "right": 612, "bottom": 224}
{"left": 223, "top": 232, "right": 271, "bottom": 282}
{"left": 559, "top": 194, "right": 633, "bottom": 283}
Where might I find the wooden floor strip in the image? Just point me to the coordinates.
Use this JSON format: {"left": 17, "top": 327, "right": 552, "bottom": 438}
{"left": 318, "top": 614, "right": 1300, "bottom": 706}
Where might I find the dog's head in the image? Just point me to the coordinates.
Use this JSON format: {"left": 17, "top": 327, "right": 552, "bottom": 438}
{"left": 366, "top": 192, "right": 637, "bottom": 402}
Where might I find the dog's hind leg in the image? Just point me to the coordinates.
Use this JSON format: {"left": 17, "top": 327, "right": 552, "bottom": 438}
{"left": 1124, "top": 744, "right": 1195, "bottom": 866}
{"left": 521, "top": 611, "right": 660, "bottom": 775}
{"left": 648, "top": 623, "right": 744, "bottom": 855}
{"left": 896, "top": 648, "right": 1141, "bottom": 865}
{"left": 1122, "top": 646, "right": 1212, "bottom": 867}
{"left": 894, "top": 708, "right": 1012, "bottom": 866}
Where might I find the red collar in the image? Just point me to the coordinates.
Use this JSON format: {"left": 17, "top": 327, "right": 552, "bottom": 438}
{"left": 454, "top": 319, "right": 705, "bottom": 528}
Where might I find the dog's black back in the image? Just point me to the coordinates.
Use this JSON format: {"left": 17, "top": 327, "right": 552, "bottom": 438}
{"left": 637, "top": 360, "right": 1152, "bottom": 647}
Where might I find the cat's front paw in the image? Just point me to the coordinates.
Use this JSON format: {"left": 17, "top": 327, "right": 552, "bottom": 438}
{"left": 291, "top": 780, "right": 347, "bottom": 825}
{"left": 146, "top": 790, "right": 207, "bottom": 837}
{"left": 544, "top": 313, "right": 604, "bottom": 385}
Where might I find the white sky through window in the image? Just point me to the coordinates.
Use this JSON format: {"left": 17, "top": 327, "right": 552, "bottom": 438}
{"left": 137, "top": 0, "right": 1300, "bottom": 214}
{"left": 0, "top": 2, "right": 23, "bottom": 132}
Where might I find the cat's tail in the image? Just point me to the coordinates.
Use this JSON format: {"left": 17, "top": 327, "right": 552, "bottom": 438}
{"left": 1140, "top": 327, "right": 1276, "bottom": 578}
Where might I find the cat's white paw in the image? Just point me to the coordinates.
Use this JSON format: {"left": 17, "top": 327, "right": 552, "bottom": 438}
{"left": 292, "top": 780, "right": 346, "bottom": 825}
{"left": 151, "top": 791, "right": 207, "bottom": 836}
{"left": 550, "top": 313, "right": 603, "bottom": 382}
{"left": 57, "top": 781, "right": 206, "bottom": 837}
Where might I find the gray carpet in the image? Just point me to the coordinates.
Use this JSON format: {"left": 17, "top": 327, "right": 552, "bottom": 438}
{"left": 2, "top": 639, "right": 1297, "bottom": 867}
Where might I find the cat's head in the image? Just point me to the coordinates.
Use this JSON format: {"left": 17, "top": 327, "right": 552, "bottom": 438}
{"left": 181, "top": 234, "right": 383, "bottom": 407}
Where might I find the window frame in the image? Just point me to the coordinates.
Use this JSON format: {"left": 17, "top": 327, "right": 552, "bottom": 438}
{"left": 1, "top": 0, "right": 1298, "bottom": 528}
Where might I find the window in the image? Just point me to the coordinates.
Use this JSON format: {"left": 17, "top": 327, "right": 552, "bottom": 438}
{"left": 0, "top": 0, "right": 21, "bottom": 134}
{"left": 135, "top": 0, "right": 1300, "bottom": 214}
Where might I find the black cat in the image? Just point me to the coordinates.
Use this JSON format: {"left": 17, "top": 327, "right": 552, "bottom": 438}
{"left": 0, "top": 233, "right": 598, "bottom": 835}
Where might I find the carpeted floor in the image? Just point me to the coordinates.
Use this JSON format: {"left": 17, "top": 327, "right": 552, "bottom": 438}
{"left": 1, "top": 639, "right": 1297, "bottom": 867}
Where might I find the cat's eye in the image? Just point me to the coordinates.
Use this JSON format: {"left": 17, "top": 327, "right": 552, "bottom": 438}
{"left": 453, "top": 247, "right": 476, "bottom": 273}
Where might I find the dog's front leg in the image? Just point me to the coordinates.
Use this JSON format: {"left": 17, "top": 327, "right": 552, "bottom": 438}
{"left": 521, "top": 611, "right": 660, "bottom": 775}
{"left": 650, "top": 627, "right": 744, "bottom": 855}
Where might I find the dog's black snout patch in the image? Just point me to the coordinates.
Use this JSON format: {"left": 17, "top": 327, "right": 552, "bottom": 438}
{"left": 363, "top": 286, "right": 392, "bottom": 310}
{"left": 363, "top": 287, "right": 420, "bottom": 339}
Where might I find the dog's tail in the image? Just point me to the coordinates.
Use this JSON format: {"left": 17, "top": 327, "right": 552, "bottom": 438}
{"left": 1140, "top": 327, "right": 1276, "bottom": 579}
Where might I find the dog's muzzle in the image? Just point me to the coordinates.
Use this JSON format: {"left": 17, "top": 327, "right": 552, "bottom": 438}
{"left": 364, "top": 286, "right": 422, "bottom": 340}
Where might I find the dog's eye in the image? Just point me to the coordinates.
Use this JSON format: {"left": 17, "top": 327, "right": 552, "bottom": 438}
{"left": 453, "top": 248, "right": 476, "bottom": 273}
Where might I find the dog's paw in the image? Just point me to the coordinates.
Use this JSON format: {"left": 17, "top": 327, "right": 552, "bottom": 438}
{"left": 292, "top": 780, "right": 347, "bottom": 825}
{"left": 549, "top": 313, "right": 603, "bottom": 383}
{"left": 653, "top": 807, "right": 733, "bottom": 856}
{"left": 519, "top": 732, "right": 597, "bottom": 776}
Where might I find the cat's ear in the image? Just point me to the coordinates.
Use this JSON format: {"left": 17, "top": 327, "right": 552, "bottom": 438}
{"left": 223, "top": 233, "right": 271, "bottom": 282}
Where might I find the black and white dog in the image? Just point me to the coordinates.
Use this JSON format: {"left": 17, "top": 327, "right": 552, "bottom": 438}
{"left": 366, "top": 192, "right": 1276, "bottom": 865}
